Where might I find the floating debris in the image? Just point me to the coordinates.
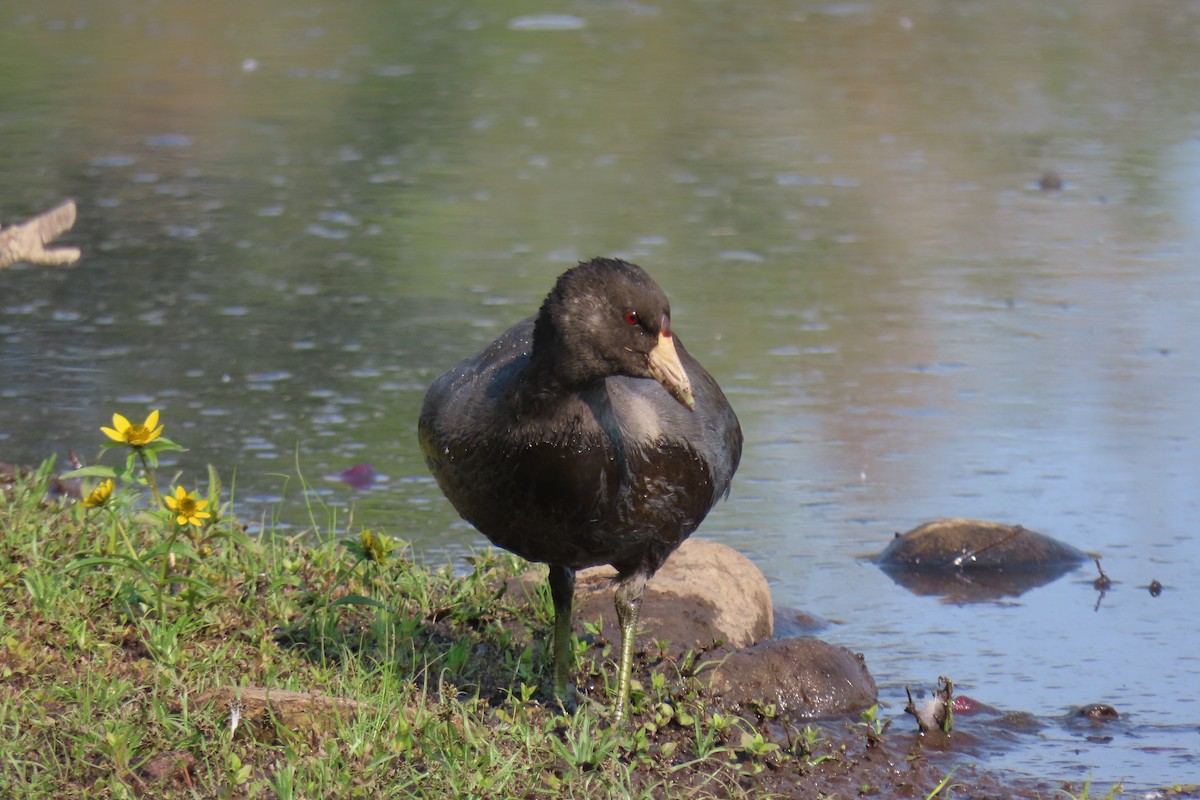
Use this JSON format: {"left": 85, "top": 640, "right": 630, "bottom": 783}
{"left": 1038, "top": 170, "right": 1063, "bottom": 191}
{"left": 507, "top": 14, "right": 586, "bottom": 31}
{"left": 906, "top": 675, "right": 954, "bottom": 735}
{"left": 337, "top": 463, "right": 377, "bottom": 490}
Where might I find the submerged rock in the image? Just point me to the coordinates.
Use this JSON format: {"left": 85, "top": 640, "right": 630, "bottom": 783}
{"left": 876, "top": 518, "right": 1087, "bottom": 601}
{"left": 878, "top": 518, "right": 1087, "bottom": 570}
{"left": 1076, "top": 703, "right": 1119, "bottom": 722}
{"left": 773, "top": 605, "right": 830, "bottom": 638}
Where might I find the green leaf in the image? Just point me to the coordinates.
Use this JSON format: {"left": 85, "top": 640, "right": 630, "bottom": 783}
{"left": 328, "top": 594, "right": 388, "bottom": 610}
{"left": 144, "top": 438, "right": 186, "bottom": 456}
{"left": 341, "top": 538, "right": 368, "bottom": 561}
{"left": 164, "top": 574, "right": 213, "bottom": 592}
{"left": 60, "top": 465, "right": 119, "bottom": 480}
{"left": 143, "top": 539, "right": 197, "bottom": 559}
{"left": 65, "top": 555, "right": 146, "bottom": 573}
{"left": 206, "top": 464, "right": 222, "bottom": 511}
{"left": 134, "top": 510, "right": 170, "bottom": 526}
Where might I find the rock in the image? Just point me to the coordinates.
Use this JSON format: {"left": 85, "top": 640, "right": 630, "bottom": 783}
{"left": 876, "top": 519, "right": 1088, "bottom": 601}
{"left": 507, "top": 538, "right": 772, "bottom": 650}
{"left": 1076, "top": 703, "right": 1119, "bottom": 722}
{"left": 773, "top": 605, "right": 830, "bottom": 638}
{"left": 705, "top": 637, "right": 877, "bottom": 718}
{"left": 505, "top": 542, "right": 874, "bottom": 720}
{"left": 877, "top": 518, "right": 1087, "bottom": 570}
{"left": 574, "top": 538, "right": 773, "bottom": 649}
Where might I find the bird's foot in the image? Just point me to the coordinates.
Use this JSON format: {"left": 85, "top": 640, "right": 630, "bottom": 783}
{"left": 549, "top": 681, "right": 579, "bottom": 715}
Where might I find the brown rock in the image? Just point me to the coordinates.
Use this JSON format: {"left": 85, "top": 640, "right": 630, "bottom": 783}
{"left": 878, "top": 518, "right": 1086, "bottom": 570}
{"left": 706, "top": 637, "right": 877, "bottom": 718}
{"left": 574, "top": 538, "right": 773, "bottom": 649}
{"left": 876, "top": 519, "right": 1087, "bottom": 601}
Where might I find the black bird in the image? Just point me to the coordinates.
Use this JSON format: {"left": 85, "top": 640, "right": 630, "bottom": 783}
{"left": 419, "top": 258, "right": 742, "bottom": 719}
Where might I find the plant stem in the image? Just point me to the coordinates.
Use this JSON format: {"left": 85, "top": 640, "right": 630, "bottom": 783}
{"left": 156, "top": 524, "right": 182, "bottom": 619}
{"left": 136, "top": 448, "right": 163, "bottom": 507}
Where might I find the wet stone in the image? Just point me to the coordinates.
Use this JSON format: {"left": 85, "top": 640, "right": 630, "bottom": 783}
{"left": 876, "top": 519, "right": 1090, "bottom": 601}
{"left": 704, "top": 637, "right": 878, "bottom": 719}
{"left": 1078, "top": 703, "right": 1119, "bottom": 722}
{"left": 877, "top": 518, "right": 1087, "bottom": 571}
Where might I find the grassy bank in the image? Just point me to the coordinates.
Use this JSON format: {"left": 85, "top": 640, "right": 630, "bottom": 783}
{"left": 2, "top": 457, "right": 627, "bottom": 798}
{"left": 1, "top": 454, "right": 1125, "bottom": 799}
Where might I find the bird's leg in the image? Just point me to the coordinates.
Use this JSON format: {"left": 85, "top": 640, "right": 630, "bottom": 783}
{"left": 612, "top": 571, "right": 648, "bottom": 722}
{"left": 547, "top": 564, "right": 577, "bottom": 710}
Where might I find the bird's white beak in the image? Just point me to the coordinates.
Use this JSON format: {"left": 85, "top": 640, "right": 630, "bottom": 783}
{"left": 647, "top": 331, "right": 695, "bottom": 411}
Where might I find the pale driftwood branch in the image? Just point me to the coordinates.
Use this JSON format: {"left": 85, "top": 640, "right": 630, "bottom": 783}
{"left": 0, "top": 200, "right": 80, "bottom": 268}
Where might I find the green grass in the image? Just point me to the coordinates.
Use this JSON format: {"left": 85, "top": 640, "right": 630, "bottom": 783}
{"left": 0, "top": 459, "right": 1137, "bottom": 799}
{"left": 0, "top": 459, "right": 829, "bottom": 799}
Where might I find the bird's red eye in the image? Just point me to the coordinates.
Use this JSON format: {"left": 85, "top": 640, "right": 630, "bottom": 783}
{"left": 623, "top": 310, "right": 640, "bottom": 326}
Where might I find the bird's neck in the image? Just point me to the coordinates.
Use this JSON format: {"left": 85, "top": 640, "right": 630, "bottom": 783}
{"left": 512, "top": 358, "right": 570, "bottom": 416}
{"left": 513, "top": 347, "right": 605, "bottom": 421}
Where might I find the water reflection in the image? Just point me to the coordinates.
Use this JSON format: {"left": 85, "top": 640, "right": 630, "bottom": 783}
{"left": 2, "top": 0, "right": 1200, "bottom": 787}
{"left": 879, "top": 564, "right": 1085, "bottom": 604}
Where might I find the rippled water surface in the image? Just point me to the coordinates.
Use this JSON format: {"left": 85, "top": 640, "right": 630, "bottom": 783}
{"left": 2, "top": 0, "right": 1198, "bottom": 787}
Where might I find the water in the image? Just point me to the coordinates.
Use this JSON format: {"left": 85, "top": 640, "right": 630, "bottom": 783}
{"left": 2, "top": 0, "right": 1198, "bottom": 787}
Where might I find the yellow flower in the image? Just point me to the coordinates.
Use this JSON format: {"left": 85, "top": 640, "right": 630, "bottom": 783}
{"left": 361, "top": 529, "right": 391, "bottom": 564}
{"left": 101, "top": 410, "right": 164, "bottom": 447}
{"left": 83, "top": 478, "right": 115, "bottom": 509}
{"left": 165, "top": 485, "right": 211, "bottom": 527}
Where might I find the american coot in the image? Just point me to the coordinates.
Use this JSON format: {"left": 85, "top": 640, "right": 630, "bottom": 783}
{"left": 419, "top": 258, "right": 742, "bottom": 719}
